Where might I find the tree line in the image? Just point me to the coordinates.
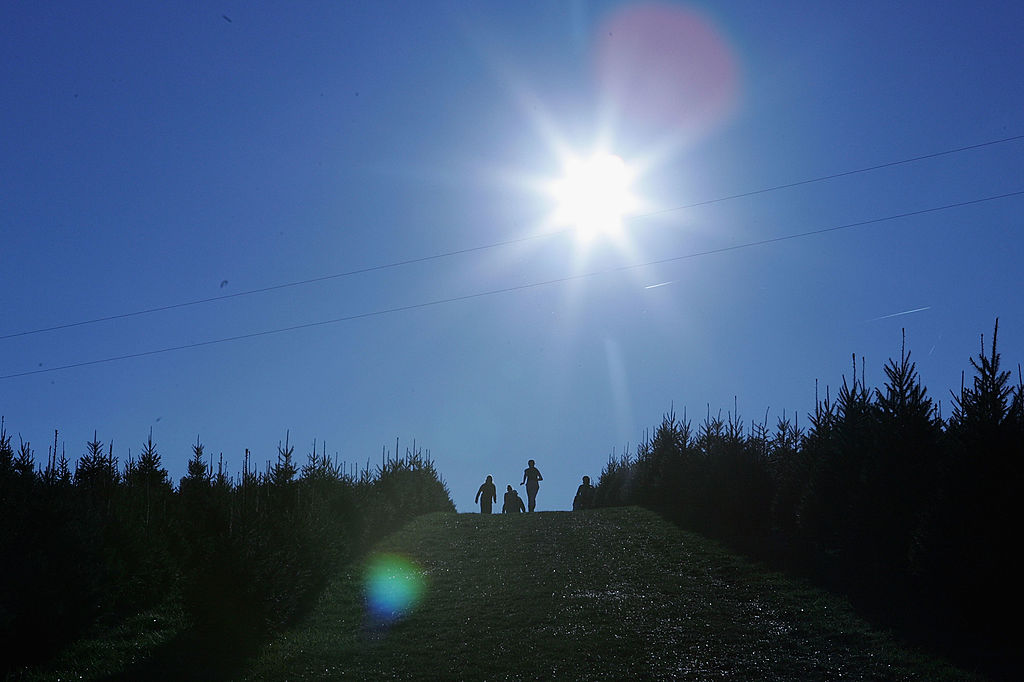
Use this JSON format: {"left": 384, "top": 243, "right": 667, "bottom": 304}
{"left": 592, "top": 320, "right": 1022, "bottom": 668}
{"left": 0, "top": 427, "right": 455, "bottom": 674}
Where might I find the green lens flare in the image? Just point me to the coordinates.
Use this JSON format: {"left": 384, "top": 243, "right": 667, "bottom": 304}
{"left": 364, "top": 554, "right": 424, "bottom": 623}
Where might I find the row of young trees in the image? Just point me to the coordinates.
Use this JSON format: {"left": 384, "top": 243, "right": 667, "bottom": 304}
{"left": 592, "top": 321, "right": 1023, "bottom": 661}
{"left": 0, "top": 427, "right": 455, "bottom": 673}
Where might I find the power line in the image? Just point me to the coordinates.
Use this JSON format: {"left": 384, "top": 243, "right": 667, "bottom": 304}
{"left": 4, "top": 188, "right": 1021, "bottom": 381}
{"left": 643, "top": 134, "right": 1024, "bottom": 215}
{"left": 2, "top": 133, "right": 1020, "bottom": 342}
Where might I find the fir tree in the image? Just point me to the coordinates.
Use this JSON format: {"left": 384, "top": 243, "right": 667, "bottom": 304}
{"left": 0, "top": 416, "right": 12, "bottom": 474}
{"left": 181, "top": 435, "right": 211, "bottom": 493}
{"left": 875, "top": 330, "right": 938, "bottom": 428}
{"left": 131, "top": 428, "right": 170, "bottom": 491}
{"left": 950, "top": 318, "right": 1014, "bottom": 435}
{"left": 74, "top": 432, "right": 119, "bottom": 495}
{"left": 13, "top": 437, "right": 35, "bottom": 479}
{"left": 270, "top": 431, "right": 298, "bottom": 487}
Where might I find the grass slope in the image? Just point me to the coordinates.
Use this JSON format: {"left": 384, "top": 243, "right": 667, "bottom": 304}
{"left": 244, "top": 507, "right": 980, "bottom": 681}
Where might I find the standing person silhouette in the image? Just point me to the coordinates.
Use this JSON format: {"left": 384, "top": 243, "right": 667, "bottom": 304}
{"left": 475, "top": 475, "right": 496, "bottom": 514}
{"left": 520, "top": 459, "right": 543, "bottom": 512}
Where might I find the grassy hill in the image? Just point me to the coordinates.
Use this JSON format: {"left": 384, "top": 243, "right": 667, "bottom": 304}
{"left": 11, "top": 507, "right": 984, "bottom": 680}
{"left": 239, "top": 507, "right": 978, "bottom": 681}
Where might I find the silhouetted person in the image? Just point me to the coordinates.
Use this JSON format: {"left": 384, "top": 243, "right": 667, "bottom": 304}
{"left": 520, "top": 459, "right": 543, "bottom": 512}
{"left": 502, "top": 484, "right": 515, "bottom": 513}
{"left": 475, "top": 475, "right": 496, "bottom": 514}
{"left": 573, "top": 475, "right": 594, "bottom": 511}
{"left": 503, "top": 485, "right": 525, "bottom": 513}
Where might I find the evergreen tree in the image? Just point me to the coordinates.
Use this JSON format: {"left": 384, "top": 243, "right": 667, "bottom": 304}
{"left": 767, "top": 411, "right": 807, "bottom": 538}
{"left": 13, "top": 437, "right": 35, "bottom": 480}
{"left": 270, "top": 431, "right": 298, "bottom": 487}
{"left": 859, "top": 332, "right": 942, "bottom": 594}
{"left": 75, "top": 432, "right": 119, "bottom": 508}
{"left": 180, "top": 435, "right": 212, "bottom": 494}
{"left": 122, "top": 429, "right": 171, "bottom": 532}
{"left": 54, "top": 447, "right": 72, "bottom": 487}
{"left": 0, "top": 417, "right": 14, "bottom": 475}
{"left": 131, "top": 428, "right": 170, "bottom": 491}
{"left": 937, "top": 319, "right": 1023, "bottom": 644}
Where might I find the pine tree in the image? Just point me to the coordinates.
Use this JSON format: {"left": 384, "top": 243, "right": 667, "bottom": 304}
{"left": 269, "top": 431, "right": 298, "bottom": 487}
{"left": 123, "top": 429, "right": 171, "bottom": 531}
{"left": 55, "top": 446, "right": 72, "bottom": 486}
{"left": 13, "top": 437, "right": 35, "bottom": 479}
{"left": 768, "top": 411, "right": 807, "bottom": 536}
{"left": 181, "top": 435, "right": 211, "bottom": 493}
{"left": 933, "top": 319, "right": 1023, "bottom": 645}
{"left": 133, "top": 428, "right": 170, "bottom": 491}
{"left": 0, "top": 417, "right": 12, "bottom": 474}
{"left": 75, "top": 432, "right": 119, "bottom": 497}
{"left": 860, "top": 330, "right": 942, "bottom": 592}
{"left": 950, "top": 318, "right": 1014, "bottom": 435}
{"left": 876, "top": 330, "right": 938, "bottom": 428}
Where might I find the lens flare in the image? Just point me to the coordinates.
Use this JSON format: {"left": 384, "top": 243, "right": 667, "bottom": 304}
{"left": 595, "top": 3, "right": 740, "bottom": 135}
{"left": 364, "top": 553, "right": 424, "bottom": 624}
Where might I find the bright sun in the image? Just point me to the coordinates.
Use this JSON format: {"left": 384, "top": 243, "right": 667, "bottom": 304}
{"left": 549, "top": 152, "right": 638, "bottom": 241}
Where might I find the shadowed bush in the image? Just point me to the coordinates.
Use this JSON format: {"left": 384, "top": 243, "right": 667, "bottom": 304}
{"left": 0, "top": 427, "right": 455, "bottom": 675}
{"left": 592, "top": 321, "right": 1023, "bottom": 677}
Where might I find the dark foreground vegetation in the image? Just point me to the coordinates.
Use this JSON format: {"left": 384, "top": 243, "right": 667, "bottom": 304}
{"left": 16, "top": 508, "right": 975, "bottom": 679}
{"left": 248, "top": 508, "right": 974, "bottom": 680}
{"left": 0, "top": 428, "right": 454, "bottom": 677}
{"left": 593, "top": 320, "right": 1022, "bottom": 679}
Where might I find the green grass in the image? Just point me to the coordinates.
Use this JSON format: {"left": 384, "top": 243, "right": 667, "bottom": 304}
{"left": 241, "top": 508, "right": 982, "bottom": 681}
{"left": 5, "top": 599, "right": 189, "bottom": 681}
{"left": 7, "top": 507, "right": 983, "bottom": 680}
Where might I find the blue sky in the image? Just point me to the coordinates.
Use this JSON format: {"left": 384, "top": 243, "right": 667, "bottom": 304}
{"left": 2, "top": 1, "right": 1022, "bottom": 512}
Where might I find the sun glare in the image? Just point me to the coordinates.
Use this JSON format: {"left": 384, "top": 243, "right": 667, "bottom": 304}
{"left": 549, "top": 152, "right": 638, "bottom": 241}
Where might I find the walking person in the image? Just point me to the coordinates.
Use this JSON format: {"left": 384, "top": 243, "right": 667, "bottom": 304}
{"left": 520, "top": 459, "right": 543, "bottom": 512}
{"left": 475, "top": 475, "right": 497, "bottom": 514}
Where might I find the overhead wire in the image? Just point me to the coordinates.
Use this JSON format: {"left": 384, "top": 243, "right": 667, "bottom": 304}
{"left": 3, "top": 188, "right": 1022, "bottom": 381}
{"left": 2, "top": 133, "right": 1021, "bottom": 342}
{"left": 643, "top": 133, "right": 1024, "bottom": 216}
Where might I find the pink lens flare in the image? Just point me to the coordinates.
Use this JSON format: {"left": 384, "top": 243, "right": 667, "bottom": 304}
{"left": 595, "top": 3, "right": 741, "bottom": 135}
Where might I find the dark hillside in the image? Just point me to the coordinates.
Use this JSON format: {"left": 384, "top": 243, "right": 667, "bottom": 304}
{"left": 243, "top": 508, "right": 978, "bottom": 681}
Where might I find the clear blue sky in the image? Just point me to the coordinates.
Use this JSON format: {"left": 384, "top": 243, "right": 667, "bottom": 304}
{"left": 2, "top": 1, "right": 1022, "bottom": 512}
